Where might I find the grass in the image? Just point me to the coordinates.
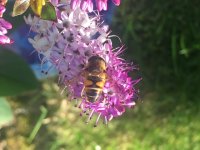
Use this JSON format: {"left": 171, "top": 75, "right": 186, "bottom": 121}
{"left": 112, "top": 0, "right": 200, "bottom": 100}
{"left": 0, "top": 80, "right": 200, "bottom": 150}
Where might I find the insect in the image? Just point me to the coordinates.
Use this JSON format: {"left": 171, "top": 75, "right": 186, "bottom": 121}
{"left": 82, "top": 55, "right": 107, "bottom": 103}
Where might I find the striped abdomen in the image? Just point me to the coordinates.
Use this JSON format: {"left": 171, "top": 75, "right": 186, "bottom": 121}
{"left": 84, "top": 74, "right": 106, "bottom": 102}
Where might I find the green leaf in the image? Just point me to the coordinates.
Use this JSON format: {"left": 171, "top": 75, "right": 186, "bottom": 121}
{"left": 28, "top": 106, "right": 47, "bottom": 143}
{"left": 0, "top": 97, "right": 14, "bottom": 127}
{"left": 0, "top": 49, "right": 39, "bottom": 96}
{"left": 41, "top": 2, "right": 57, "bottom": 21}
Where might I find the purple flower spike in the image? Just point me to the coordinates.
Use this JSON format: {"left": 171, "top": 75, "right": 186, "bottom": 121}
{"left": 0, "top": 4, "right": 12, "bottom": 45}
{"left": 96, "top": 0, "right": 107, "bottom": 11}
{"left": 70, "top": 0, "right": 121, "bottom": 12}
{"left": 112, "top": 0, "right": 120, "bottom": 6}
{"left": 25, "top": 0, "right": 139, "bottom": 125}
{"left": 0, "top": 5, "right": 5, "bottom": 16}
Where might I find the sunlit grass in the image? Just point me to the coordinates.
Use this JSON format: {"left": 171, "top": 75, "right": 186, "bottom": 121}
{"left": 1, "top": 80, "right": 200, "bottom": 150}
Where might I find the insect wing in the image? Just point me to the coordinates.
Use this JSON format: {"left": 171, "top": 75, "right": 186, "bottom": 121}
{"left": 12, "top": 0, "right": 31, "bottom": 16}
{"left": 30, "top": 0, "right": 45, "bottom": 16}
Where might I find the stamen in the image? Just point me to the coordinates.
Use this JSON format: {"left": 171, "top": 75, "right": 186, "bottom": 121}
{"left": 41, "top": 70, "right": 45, "bottom": 74}
{"left": 94, "top": 113, "right": 101, "bottom": 127}
{"left": 40, "top": 57, "right": 48, "bottom": 72}
{"left": 78, "top": 101, "right": 82, "bottom": 108}
{"left": 74, "top": 98, "right": 78, "bottom": 107}
{"left": 86, "top": 111, "right": 90, "bottom": 115}
{"left": 58, "top": 75, "right": 64, "bottom": 86}
{"left": 86, "top": 109, "right": 94, "bottom": 123}
{"left": 104, "top": 116, "right": 108, "bottom": 125}
{"left": 108, "top": 35, "right": 122, "bottom": 44}
{"left": 60, "top": 86, "right": 67, "bottom": 95}
{"left": 44, "top": 65, "right": 54, "bottom": 75}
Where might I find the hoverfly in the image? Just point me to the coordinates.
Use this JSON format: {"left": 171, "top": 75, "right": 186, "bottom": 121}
{"left": 82, "top": 55, "right": 107, "bottom": 103}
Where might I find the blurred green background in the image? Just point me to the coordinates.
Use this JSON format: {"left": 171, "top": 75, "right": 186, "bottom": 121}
{"left": 1, "top": 0, "right": 200, "bottom": 149}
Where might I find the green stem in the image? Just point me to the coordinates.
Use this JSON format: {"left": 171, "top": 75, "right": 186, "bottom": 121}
{"left": 28, "top": 106, "right": 48, "bottom": 143}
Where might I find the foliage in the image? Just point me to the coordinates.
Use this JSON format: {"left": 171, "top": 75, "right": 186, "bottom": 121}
{"left": 113, "top": 0, "right": 200, "bottom": 100}
{"left": 0, "top": 49, "right": 39, "bottom": 96}
{"left": 0, "top": 48, "right": 39, "bottom": 127}
{"left": 40, "top": 2, "right": 57, "bottom": 21}
{"left": 0, "top": 83, "right": 200, "bottom": 150}
{"left": 12, "top": 0, "right": 57, "bottom": 21}
{"left": 0, "top": 97, "right": 13, "bottom": 127}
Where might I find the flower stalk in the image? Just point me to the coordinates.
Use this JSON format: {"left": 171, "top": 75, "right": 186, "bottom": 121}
{"left": 25, "top": 0, "right": 140, "bottom": 125}
{"left": 0, "top": 1, "right": 12, "bottom": 44}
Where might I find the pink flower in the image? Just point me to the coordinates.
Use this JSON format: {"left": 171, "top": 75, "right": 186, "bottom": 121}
{"left": 71, "top": 0, "right": 121, "bottom": 12}
{"left": 25, "top": 0, "right": 139, "bottom": 126}
{"left": 0, "top": 4, "right": 12, "bottom": 44}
